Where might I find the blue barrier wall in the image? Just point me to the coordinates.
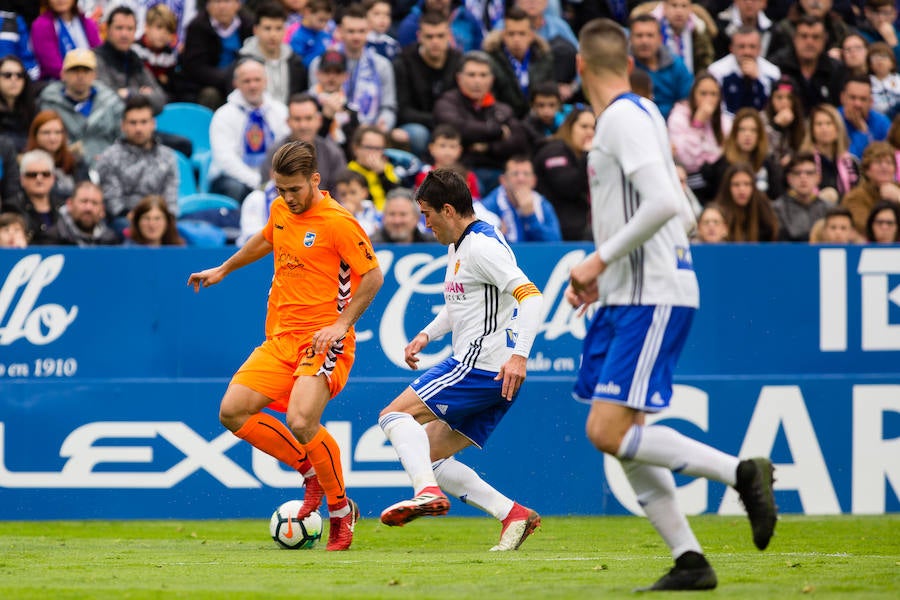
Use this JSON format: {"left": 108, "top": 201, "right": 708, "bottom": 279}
{"left": 0, "top": 245, "right": 898, "bottom": 520}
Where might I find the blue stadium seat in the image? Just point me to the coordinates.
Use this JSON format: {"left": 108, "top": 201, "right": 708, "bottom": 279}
{"left": 178, "top": 193, "right": 241, "bottom": 244}
{"left": 156, "top": 102, "right": 213, "bottom": 192}
{"left": 174, "top": 150, "right": 197, "bottom": 200}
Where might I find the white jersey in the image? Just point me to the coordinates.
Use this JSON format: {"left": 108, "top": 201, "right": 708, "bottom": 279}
{"left": 587, "top": 93, "right": 699, "bottom": 308}
{"left": 439, "top": 221, "right": 530, "bottom": 372}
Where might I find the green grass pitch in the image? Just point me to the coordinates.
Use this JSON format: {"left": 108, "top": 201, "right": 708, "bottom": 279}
{"left": 1, "top": 514, "right": 897, "bottom": 598}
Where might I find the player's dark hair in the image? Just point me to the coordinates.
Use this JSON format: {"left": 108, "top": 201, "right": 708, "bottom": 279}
{"left": 416, "top": 168, "right": 474, "bottom": 217}
{"left": 272, "top": 140, "right": 318, "bottom": 178}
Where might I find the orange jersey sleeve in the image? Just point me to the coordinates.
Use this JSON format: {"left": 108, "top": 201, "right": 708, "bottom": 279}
{"left": 263, "top": 191, "right": 380, "bottom": 337}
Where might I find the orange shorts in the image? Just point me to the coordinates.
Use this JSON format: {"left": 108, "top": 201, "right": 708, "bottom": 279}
{"left": 230, "top": 330, "right": 356, "bottom": 413}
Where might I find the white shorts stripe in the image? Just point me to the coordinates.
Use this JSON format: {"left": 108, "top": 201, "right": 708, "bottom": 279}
{"left": 416, "top": 361, "right": 473, "bottom": 401}
{"left": 627, "top": 305, "right": 671, "bottom": 408}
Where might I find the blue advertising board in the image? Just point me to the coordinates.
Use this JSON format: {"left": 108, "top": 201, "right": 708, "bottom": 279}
{"left": 0, "top": 244, "right": 898, "bottom": 520}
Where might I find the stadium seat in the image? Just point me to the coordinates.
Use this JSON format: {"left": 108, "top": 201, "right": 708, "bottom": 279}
{"left": 385, "top": 148, "right": 422, "bottom": 188}
{"left": 178, "top": 192, "right": 241, "bottom": 244}
{"left": 156, "top": 102, "right": 213, "bottom": 192}
{"left": 174, "top": 150, "right": 198, "bottom": 200}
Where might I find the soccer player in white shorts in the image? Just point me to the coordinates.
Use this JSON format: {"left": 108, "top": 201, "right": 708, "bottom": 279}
{"left": 378, "top": 168, "right": 544, "bottom": 551}
{"left": 566, "top": 19, "right": 778, "bottom": 591}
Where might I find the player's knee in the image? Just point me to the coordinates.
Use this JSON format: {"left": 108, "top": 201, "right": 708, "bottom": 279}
{"left": 286, "top": 412, "right": 317, "bottom": 441}
{"left": 586, "top": 423, "right": 621, "bottom": 455}
{"left": 218, "top": 402, "right": 243, "bottom": 432}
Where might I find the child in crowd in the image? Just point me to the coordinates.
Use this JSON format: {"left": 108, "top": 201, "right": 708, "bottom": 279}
{"left": 334, "top": 168, "right": 380, "bottom": 235}
{"left": 364, "top": 0, "right": 400, "bottom": 61}
{"left": 0, "top": 213, "right": 28, "bottom": 248}
{"left": 522, "top": 81, "right": 565, "bottom": 146}
{"left": 693, "top": 204, "right": 730, "bottom": 244}
{"left": 279, "top": 0, "right": 306, "bottom": 29}
{"left": 416, "top": 125, "right": 481, "bottom": 201}
{"left": 289, "top": 0, "right": 334, "bottom": 67}
{"left": 134, "top": 4, "right": 179, "bottom": 95}
{"left": 868, "top": 42, "right": 900, "bottom": 118}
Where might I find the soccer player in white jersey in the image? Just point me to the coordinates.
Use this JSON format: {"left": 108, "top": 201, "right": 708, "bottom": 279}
{"left": 378, "top": 168, "right": 544, "bottom": 551}
{"left": 566, "top": 19, "right": 778, "bottom": 591}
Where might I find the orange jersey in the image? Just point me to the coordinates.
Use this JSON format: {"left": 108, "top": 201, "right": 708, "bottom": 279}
{"left": 262, "top": 191, "right": 379, "bottom": 337}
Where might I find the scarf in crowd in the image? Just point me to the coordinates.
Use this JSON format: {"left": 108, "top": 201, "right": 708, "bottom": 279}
{"left": 494, "top": 186, "right": 545, "bottom": 243}
{"left": 505, "top": 47, "right": 531, "bottom": 97}
{"left": 56, "top": 17, "right": 78, "bottom": 61}
{"left": 346, "top": 48, "right": 381, "bottom": 126}
{"left": 264, "top": 180, "right": 278, "bottom": 219}
{"left": 242, "top": 106, "right": 274, "bottom": 168}
{"left": 465, "top": 0, "right": 505, "bottom": 34}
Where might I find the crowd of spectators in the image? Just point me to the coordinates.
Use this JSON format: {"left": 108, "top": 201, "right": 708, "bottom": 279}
{"left": 2, "top": 0, "right": 900, "bottom": 249}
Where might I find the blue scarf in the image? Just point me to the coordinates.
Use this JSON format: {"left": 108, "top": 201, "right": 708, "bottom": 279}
{"left": 346, "top": 48, "right": 381, "bottom": 126}
{"left": 505, "top": 47, "right": 531, "bottom": 97}
{"left": 57, "top": 17, "right": 77, "bottom": 61}
{"left": 242, "top": 107, "right": 274, "bottom": 168}
{"left": 264, "top": 180, "right": 278, "bottom": 218}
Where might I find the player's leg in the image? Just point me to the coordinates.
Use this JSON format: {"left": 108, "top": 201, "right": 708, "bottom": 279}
{"left": 621, "top": 458, "right": 717, "bottom": 591}
{"left": 428, "top": 422, "right": 540, "bottom": 551}
{"left": 378, "top": 387, "right": 451, "bottom": 525}
{"left": 584, "top": 305, "right": 776, "bottom": 550}
{"left": 227, "top": 340, "right": 323, "bottom": 517}
{"left": 286, "top": 373, "right": 357, "bottom": 550}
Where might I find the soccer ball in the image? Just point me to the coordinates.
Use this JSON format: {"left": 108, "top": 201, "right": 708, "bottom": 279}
{"left": 269, "top": 501, "right": 323, "bottom": 549}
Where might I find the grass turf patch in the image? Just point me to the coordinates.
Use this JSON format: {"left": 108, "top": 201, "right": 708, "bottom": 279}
{"left": 0, "top": 514, "right": 897, "bottom": 598}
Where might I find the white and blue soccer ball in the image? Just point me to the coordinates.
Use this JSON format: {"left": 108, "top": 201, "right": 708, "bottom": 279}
{"left": 269, "top": 500, "right": 323, "bottom": 549}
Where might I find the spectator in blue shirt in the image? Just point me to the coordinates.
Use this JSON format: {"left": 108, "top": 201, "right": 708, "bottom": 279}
{"left": 480, "top": 155, "right": 562, "bottom": 242}
{"left": 396, "top": 0, "right": 484, "bottom": 52}
{"left": 630, "top": 13, "right": 693, "bottom": 120}
{"left": 0, "top": 8, "right": 39, "bottom": 80}
{"left": 839, "top": 74, "right": 892, "bottom": 158}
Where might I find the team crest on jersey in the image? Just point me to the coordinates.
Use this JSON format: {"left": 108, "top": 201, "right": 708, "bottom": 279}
{"left": 454, "top": 260, "right": 460, "bottom": 275}
{"left": 675, "top": 245, "right": 694, "bottom": 270}
{"left": 304, "top": 232, "right": 316, "bottom": 247}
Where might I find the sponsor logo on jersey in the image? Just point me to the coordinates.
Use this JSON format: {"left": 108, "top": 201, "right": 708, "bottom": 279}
{"left": 304, "top": 232, "right": 316, "bottom": 247}
{"left": 594, "top": 380, "right": 622, "bottom": 397}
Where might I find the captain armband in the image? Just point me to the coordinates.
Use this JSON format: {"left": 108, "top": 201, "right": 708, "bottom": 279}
{"left": 512, "top": 282, "right": 542, "bottom": 303}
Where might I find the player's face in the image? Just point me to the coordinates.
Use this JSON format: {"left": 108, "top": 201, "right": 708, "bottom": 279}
{"left": 729, "top": 172, "right": 754, "bottom": 207}
{"left": 428, "top": 137, "right": 462, "bottom": 167}
{"left": 418, "top": 200, "right": 450, "bottom": 244}
{"left": 122, "top": 107, "right": 155, "bottom": 148}
{"left": 811, "top": 111, "right": 837, "bottom": 145}
{"left": 824, "top": 216, "right": 854, "bottom": 243}
{"left": 287, "top": 100, "right": 322, "bottom": 142}
{"left": 254, "top": 17, "right": 286, "bottom": 56}
{"left": 275, "top": 171, "right": 321, "bottom": 214}
{"left": 107, "top": 14, "right": 137, "bottom": 52}
{"left": 137, "top": 206, "right": 167, "bottom": 245}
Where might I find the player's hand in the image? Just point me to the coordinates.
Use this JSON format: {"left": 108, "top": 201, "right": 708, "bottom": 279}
{"left": 187, "top": 266, "right": 226, "bottom": 291}
{"left": 494, "top": 354, "right": 527, "bottom": 400}
{"left": 312, "top": 323, "right": 348, "bottom": 355}
{"left": 404, "top": 332, "right": 429, "bottom": 370}
{"left": 565, "top": 282, "right": 597, "bottom": 316}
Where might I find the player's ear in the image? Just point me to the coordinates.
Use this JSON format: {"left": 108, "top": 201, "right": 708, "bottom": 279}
{"left": 310, "top": 172, "right": 321, "bottom": 187}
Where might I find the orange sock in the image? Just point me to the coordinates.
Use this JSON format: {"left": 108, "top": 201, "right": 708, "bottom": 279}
{"left": 303, "top": 426, "right": 347, "bottom": 509}
{"left": 234, "top": 413, "right": 314, "bottom": 476}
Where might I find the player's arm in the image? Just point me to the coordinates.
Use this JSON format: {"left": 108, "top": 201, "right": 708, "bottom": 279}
{"left": 311, "top": 265, "right": 384, "bottom": 354}
{"left": 405, "top": 307, "right": 451, "bottom": 369}
{"left": 496, "top": 278, "right": 543, "bottom": 400}
{"left": 187, "top": 230, "right": 273, "bottom": 291}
